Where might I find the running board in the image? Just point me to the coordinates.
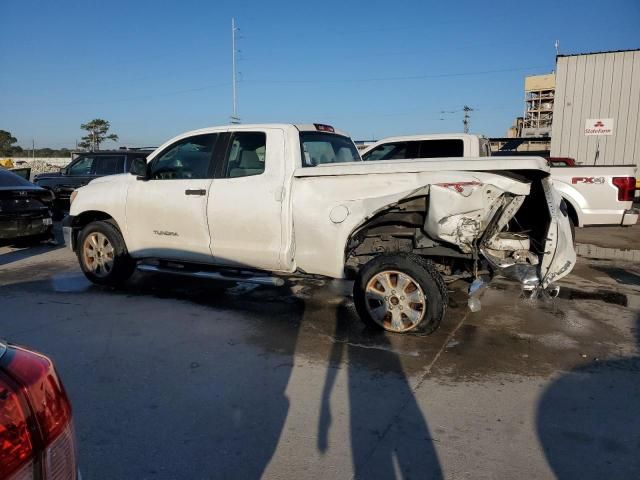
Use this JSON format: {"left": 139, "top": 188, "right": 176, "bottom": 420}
{"left": 136, "top": 264, "right": 285, "bottom": 287}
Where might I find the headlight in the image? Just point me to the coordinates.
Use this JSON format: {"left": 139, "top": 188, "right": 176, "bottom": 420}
{"left": 69, "top": 190, "right": 78, "bottom": 205}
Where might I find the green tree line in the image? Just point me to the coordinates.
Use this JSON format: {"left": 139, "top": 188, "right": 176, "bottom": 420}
{"left": 1, "top": 119, "right": 119, "bottom": 157}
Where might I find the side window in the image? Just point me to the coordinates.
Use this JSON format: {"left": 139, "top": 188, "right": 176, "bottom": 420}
{"left": 94, "top": 156, "right": 125, "bottom": 175}
{"left": 363, "top": 142, "right": 408, "bottom": 161}
{"left": 418, "top": 140, "right": 464, "bottom": 158}
{"left": 224, "top": 132, "right": 266, "bottom": 178}
{"left": 150, "top": 134, "right": 216, "bottom": 180}
{"left": 68, "top": 156, "right": 94, "bottom": 175}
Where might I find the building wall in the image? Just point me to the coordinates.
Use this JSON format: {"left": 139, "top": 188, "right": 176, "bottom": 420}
{"left": 525, "top": 73, "right": 556, "bottom": 91}
{"left": 551, "top": 50, "right": 640, "bottom": 167}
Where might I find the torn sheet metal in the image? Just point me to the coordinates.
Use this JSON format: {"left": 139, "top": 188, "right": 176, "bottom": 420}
{"left": 425, "top": 182, "right": 510, "bottom": 253}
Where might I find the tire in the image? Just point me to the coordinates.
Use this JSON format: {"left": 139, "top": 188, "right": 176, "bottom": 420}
{"left": 353, "top": 253, "right": 448, "bottom": 335}
{"left": 77, "top": 221, "right": 136, "bottom": 286}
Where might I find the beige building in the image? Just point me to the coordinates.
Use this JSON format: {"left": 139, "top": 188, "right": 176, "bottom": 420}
{"left": 551, "top": 49, "right": 640, "bottom": 167}
{"left": 522, "top": 73, "right": 556, "bottom": 137}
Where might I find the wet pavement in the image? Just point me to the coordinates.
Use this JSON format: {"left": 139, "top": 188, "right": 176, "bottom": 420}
{"left": 0, "top": 235, "right": 639, "bottom": 479}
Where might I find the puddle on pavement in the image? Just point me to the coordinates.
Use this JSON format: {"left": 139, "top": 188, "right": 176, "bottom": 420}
{"left": 430, "top": 280, "right": 640, "bottom": 382}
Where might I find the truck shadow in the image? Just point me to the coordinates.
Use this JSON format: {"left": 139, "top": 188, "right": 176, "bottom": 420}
{"left": 536, "top": 312, "right": 640, "bottom": 479}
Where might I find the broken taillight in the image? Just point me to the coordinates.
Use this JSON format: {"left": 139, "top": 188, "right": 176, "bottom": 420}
{"left": 612, "top": 176, "right": 636, "bottom": 202}
{"left": 0, "top": 345, "right": 77, "bottom": 480}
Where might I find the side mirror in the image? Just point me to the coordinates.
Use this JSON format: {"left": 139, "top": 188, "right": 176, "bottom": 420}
{"left": 61, "top": 166, "right": 69, "bottom": 175}
{"left": 130, "top": 158, "right": 149, "bottom": 180}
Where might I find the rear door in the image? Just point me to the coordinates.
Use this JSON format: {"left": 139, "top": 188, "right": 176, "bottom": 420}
{"left": 125, "top": 134, "right": 218, "bottom": 262}
{"left": 207, "top": 128, "right": 286, "bottom": 270}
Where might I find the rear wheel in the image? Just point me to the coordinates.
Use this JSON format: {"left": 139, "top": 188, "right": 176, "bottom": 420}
{"left": 353, "top": 253, "right": 448, "bottom": 335}
{"left": 77, "top": 221, "right": 135, "bottom": 286}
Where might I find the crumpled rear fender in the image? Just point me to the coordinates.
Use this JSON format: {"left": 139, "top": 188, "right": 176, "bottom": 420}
{"left": 291, "top": 171, "right": 533, "bottom": 278}
{"left": 424, "top": 181, "right": 530, "bottom": 253}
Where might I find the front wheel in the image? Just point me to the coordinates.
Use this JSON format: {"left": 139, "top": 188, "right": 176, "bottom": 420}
{"left": 77, "top": 221, "right": 136, "bottom": 286}
{"left": 353, "top": 253, "right": 448, "bottom": 335}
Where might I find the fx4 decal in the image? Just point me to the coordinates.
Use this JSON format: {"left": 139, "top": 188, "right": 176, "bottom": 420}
{"left": 571, "top": 177, "right": 605, "bottom": 185}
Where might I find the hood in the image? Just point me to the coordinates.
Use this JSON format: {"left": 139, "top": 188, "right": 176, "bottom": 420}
{"left": 87, "top": 173, "right": 130, "bottom": 186}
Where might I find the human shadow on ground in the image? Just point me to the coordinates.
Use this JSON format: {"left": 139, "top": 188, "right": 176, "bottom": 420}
{"left": 318, "top": 302, "right": 443, "bottom": 479}
{"left": 537, "top": 312, "right": 640, "bottom": 479}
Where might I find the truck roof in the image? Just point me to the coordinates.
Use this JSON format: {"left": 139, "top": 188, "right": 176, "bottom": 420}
{"left": 163, "top": 123, "right": 351, "bottom": 138}
{"left": 366, "top": 133, "right": 487, "bottom": 144}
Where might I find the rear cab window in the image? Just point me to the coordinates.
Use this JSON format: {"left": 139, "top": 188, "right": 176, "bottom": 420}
{"left": 299, "top": 132, "right": 360, "bottom": 167}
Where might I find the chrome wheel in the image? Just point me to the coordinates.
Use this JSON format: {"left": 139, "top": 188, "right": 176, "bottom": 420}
{"left": 364, "top": 270, "right": 426, "bottom": 332}
{"left": 82, "top": 232, "right": 114, "bottom": 278}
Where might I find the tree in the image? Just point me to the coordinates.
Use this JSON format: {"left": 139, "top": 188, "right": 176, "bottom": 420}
{"left": 0, "top": 130, "right": 18, "bottom": 156}
{"left": 79, "top": 119, "right": 118, "bottom": 151}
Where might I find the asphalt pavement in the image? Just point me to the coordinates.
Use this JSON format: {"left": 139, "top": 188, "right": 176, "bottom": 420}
{"left": 0, "top": 230, "right": 639, "bottom": 479}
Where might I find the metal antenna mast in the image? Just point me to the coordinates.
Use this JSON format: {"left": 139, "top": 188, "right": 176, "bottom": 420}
{"left": 231, "top": 18, "right": 240, "bottom": 124}
{"left": 463, "top": 105, "right": 474, "bottom": 133}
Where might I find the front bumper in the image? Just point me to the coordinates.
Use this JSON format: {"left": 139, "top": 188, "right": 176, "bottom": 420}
{"left": 0, "top": 211, "right": 53, "bottom": 240}
{"left": 622, "top": 208, "right": 639, "bottom": 226}
{"left": 62, "top": 215, "right": 75, "bottom": 251}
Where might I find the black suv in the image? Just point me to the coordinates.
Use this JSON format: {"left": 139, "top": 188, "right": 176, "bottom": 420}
{"left": 33, "top": 149, "right": 150, "bottom": 216}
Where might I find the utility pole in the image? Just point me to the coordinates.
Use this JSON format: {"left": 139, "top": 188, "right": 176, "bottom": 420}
{"left": 32, "top": 139, "right": 35, "bottom": 161}
{"left": 230, "top": 18, "right": 240, "bottom": 124}
{"left": 554, "top": 39, "right": 560, "bottom": 57}
{"left": 463, "top": 105, "right": 474, "bottom": 133}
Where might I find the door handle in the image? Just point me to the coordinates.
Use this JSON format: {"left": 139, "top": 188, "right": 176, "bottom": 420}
{"left": 185, "top": 189, "right": 207, "bottom": 196}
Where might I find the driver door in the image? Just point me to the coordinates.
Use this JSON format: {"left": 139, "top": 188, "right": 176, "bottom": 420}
{"left": 125, "top": 133, "right": 217, "bottom": 262}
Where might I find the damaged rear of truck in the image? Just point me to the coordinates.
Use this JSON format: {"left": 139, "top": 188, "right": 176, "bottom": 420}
{"left": 292, "top": 156, "right": 576, "bottom": 335}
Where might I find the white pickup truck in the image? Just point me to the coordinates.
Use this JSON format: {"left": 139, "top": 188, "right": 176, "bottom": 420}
{"left": 361, "top": 133, "right": 638, "bottom": 227}
{"left": 64, "top": 124, "right": 575, "bottom": 335}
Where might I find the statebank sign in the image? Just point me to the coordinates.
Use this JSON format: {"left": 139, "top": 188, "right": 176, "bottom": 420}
{"left": 584, "top": 118, "right": 614, "bottom": 136}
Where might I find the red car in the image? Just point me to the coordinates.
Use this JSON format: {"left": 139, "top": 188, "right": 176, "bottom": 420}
{"left": 0, "top": 341, "right": 79, "bottom": 479}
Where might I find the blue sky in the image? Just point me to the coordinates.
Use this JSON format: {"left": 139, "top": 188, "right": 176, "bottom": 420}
{"left": 1, "top": 0, "right": 639, "bottom": 148}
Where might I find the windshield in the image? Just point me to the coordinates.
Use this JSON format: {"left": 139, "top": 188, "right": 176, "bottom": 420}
{"left": 299, "top": 132, "right": 361, "bottom": 167}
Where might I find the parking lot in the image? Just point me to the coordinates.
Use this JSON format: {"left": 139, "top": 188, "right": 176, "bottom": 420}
{"left": 0, "top": 226, "right": 637, "bottom": 479}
